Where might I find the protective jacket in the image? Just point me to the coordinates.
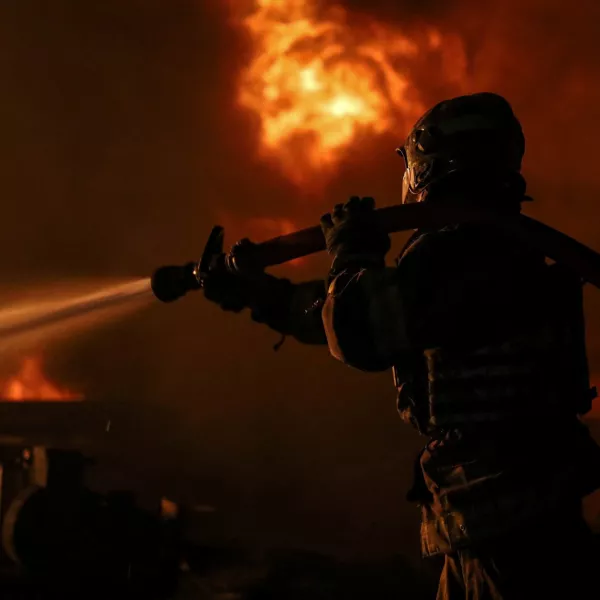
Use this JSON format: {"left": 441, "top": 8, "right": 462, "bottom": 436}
{"left": 247, "top": 221, "right": 600, "bottom": 556}
{"left": 320, "top": 222, "right": 600, "bottom": 555}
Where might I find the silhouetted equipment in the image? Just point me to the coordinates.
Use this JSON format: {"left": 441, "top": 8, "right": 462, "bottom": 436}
{"left": 151, "top": 262, "right": 201, "bottom": 303}
{"left": 0, "top": 449, "right": 181, "bottom": 599}
{"left": 151, "top": 225, "right": 226, "bottom": 303}
{"left": 151, "top": 202, "right": 600, "bottom": 304}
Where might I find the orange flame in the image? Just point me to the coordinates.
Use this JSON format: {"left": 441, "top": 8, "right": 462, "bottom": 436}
{"left": 236, "top": 0, "right": 465, "bottom": 182}
{"left": 1, "top": 356, "right": 82, "bottom": 402}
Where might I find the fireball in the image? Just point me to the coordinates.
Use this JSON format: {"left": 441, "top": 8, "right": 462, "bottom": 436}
{"left": 235, "top": 0, "right": 463, "bottom": 182}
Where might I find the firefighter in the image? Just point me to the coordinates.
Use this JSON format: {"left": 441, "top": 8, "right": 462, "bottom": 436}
{"left": 204, "top": 93, "right": 600, "bottom": 598}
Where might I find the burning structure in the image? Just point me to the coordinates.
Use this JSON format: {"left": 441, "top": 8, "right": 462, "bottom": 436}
{"left": 0, "top": 356, "right": 93, "bottom": 567}
{"left": 0, "top": 355, "right": 107, "bottom": 445}
{"left": 1, "top": 355, "right": 82, "bottom": 402}
{"left": 0, "top": 356, "right": 181, "bottom": 598}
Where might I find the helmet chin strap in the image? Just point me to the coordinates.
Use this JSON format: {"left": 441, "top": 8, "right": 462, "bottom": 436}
{"left": 401, "top": 170, "right": 409, "bottom": 204}
{"left": 398, "top": 146, "right": 429, "bottom": 204}
{"left": 401, "top": 170, "right": 425, "bottom": 204}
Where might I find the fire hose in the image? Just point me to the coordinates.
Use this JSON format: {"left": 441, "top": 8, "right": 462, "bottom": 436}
{"left": 151, "top": 202, "right": 600, "bottom": 303}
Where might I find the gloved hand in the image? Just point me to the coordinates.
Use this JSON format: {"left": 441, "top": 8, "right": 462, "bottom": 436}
{"left": 320, "top": 196, "right": 391, "bottom": 271}
{"left": 203, "top": 238, "right": 295, "bottom": 339}
{"left": 202, "top": 238, "right": 262, "bottom": 313}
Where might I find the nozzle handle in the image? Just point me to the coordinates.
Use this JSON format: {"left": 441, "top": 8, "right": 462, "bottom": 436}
{"left": 197, "top": 226, "right": 225, "bottom": 286}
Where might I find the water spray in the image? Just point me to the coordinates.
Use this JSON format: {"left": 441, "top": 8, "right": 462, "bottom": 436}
{"left": 0, "top": 279, "right": 152, "bottom": 345}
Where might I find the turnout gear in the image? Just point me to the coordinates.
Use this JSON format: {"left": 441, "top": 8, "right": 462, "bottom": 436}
{"left": 436, "top": 516, "right": 600, "bottom": 600}
{"left": 202, "top": 238, "right": 327, "bottom": 345}
{"left": 323, "top": 218, "right": 600, "bottom": 568}
{"left": 395, "top": 259, "right": 596, "bottom": 435}
{"left": 201, "top": 92, "right": 600, "bottom": 600}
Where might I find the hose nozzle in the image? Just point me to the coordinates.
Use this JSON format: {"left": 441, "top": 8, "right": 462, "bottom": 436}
{"left": 151, "top": 226, "right": 226, "bottom": 303}
{"left": 151, "top": 262, "right": 201, "bottom": 303}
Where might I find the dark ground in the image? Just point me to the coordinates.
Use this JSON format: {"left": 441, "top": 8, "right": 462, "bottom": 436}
{"left": 0, "top": 545, "right": 440, "bottom": 600}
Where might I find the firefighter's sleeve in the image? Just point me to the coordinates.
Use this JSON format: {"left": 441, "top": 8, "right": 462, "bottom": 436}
{"left": 248, "top": 276, "right": 328, "bottom": 345}
{"left": 322, "top": 266, "right": 410, "bottom": 371}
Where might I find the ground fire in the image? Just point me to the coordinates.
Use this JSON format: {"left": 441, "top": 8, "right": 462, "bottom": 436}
{"left": 235, "top": 0, "right": 466, "bottom": 183}
{"left": 0, "top": 355, "right": 82, "bottom": 402}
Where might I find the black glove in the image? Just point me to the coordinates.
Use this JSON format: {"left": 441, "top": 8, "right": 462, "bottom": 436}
{"left": 320, "top": 196, "right": 391, "bottom": 272}
{"left": 202, "top": 238, "right": 261, "bottom": 313}
{"left": 203, "top": 239, "right": 294, "bottom": 326}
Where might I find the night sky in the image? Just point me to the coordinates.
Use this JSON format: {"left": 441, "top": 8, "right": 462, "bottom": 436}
{"left": 1, "top": 0, "right": 600, "bottom": 560}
